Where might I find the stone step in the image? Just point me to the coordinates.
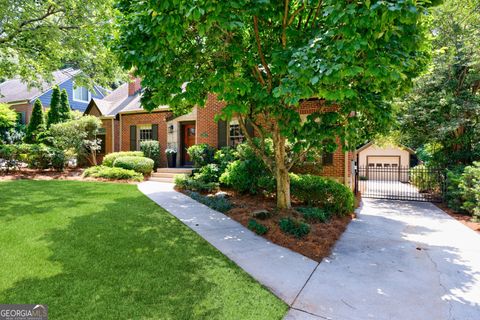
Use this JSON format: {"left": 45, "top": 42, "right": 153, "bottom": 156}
{"left": 148, "top": 177, "right": 174, "bottom": 183}
{"left": 151, "top": 172, "right": 178, "bottom": 178}
{"left": 156, "top": 168, "right": 193, "bottom": 174}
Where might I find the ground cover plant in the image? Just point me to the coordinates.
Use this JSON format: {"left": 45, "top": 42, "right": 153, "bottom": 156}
{"left": 0, "top": 180, "right": 287, "bottom": 319}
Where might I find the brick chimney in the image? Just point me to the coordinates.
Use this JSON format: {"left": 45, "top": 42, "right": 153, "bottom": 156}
{"left": 128, "top": 77, "right": 142, "bottom": 96}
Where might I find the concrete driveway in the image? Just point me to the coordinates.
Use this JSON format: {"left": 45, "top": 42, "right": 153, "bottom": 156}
{"left": 287, "top": 199, "right": 480, "bottom": 320}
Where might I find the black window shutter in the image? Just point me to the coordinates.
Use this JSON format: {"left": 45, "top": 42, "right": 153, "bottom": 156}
{"left": 245, "top": 120, "right": 254, "bottom": 138}
{"left": 217, "top": 120, "right": 227, "bottom": 148}
{"left": 322, "top": 152, "right": 334, "bottom": 165}
{"left": 151, "top": 124, "right": 158, "bottom": 141}
{"left": 130, "top": 125, "right": 137, "bottom": 151}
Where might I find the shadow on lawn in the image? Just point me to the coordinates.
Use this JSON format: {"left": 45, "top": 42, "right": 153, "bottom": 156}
{"left": 0, "top": 181, "right": 280, "bottom": 319}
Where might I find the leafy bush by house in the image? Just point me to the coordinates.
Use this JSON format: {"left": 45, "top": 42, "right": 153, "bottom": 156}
{"left": 113, "top": 156, "right": 154, "bottom": 175}
{"left": 279, "top": 217, "right": 310, "bottom": 238}
{"left": 140, "top": 140, "right": 160, "bottom": 170}
{"left": 247, "top": 219, "right": 269, "bottom": 235}
{"left": 26, "top": 144, "right": 66, "bottom": 170}
{"left": 185, "top": 190, "right": 232, "bottom": 213}
{"left": 297, "top": 207, "right": 331, "bottom": 223}
{"left": 214, "top": 147, "right": 238, "bottom": 172}
{"left": 290, "top": 174, "right": 354, "bottom": 216}
{"left": 187, "top": 144, "right": 215, "bottom": 168}
{"left": 193, "top": 163, "right": 222, "bottom": 183}
{"left": 83, "top": 166, "right": 143, "bottom": 181}
{"left": 458, "top": 162, "right": 480, "bottom": 221}
{"left": 174, "top": 174, "right": 219, "bottom": 192}
{"left": 102, "top": 151, "right": 144, "bottom": 167}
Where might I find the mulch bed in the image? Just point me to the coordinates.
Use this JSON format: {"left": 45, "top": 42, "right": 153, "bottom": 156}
{"left": 182, "top": 188, "right": 356, "bottom": 262}
{"left": 434, "top": 203, "right": 480, "bottom": 233}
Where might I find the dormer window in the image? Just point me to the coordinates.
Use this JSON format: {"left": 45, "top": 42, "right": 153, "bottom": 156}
{"left": 73, "top": 85, "right": 90, "bottom": 102}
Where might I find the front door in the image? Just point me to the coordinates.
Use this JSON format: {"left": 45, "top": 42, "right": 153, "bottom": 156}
{"left": 181, "top": 123, "right": 196, "bottom": 166}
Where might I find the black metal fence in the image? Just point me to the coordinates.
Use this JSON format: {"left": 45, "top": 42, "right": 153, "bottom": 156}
{"left": 354, "top": 165, "right": 446, "bottom": 202}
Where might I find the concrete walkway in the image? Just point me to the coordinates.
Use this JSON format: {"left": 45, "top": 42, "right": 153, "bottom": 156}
{"left": 138, "top": 182, "right": 318, "bottom": 305}
{"left": 139, "top": 182, "right": 480, "bottom": 320}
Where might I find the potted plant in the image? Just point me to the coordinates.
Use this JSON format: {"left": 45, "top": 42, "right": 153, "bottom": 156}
{"left": 165, "top": 147, "right": 177, "bottom": 168}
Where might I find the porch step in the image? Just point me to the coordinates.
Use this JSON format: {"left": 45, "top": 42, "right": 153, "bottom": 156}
{"left": 156, "top": 168, "right": 194, "bottom": 174}
{"left": 148, "top": 177, "right": 176, "bottom": 183}
{"left": 148, "top": 168, "right": 193, "bottom": 183}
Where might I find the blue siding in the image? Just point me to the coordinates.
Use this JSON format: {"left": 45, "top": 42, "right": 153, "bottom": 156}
{"left": 35, "top": 78, "right": 104, "bottom": 112}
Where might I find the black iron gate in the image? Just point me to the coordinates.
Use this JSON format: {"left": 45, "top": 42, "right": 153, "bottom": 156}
{"left": 354, "top": 165, "right": 446, "bottom": 202}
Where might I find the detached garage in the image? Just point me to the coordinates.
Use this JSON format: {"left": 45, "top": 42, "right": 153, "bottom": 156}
{"left": 356, "top": 142, "right": 415, "bottom": 181}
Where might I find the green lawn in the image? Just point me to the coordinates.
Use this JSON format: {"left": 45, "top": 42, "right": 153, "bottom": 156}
{"left": 0, "top": 180, "right": 287, "bottom": 319}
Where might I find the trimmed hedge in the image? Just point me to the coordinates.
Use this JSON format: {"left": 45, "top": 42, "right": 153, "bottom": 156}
{"left": 83, "top": 166, "right": 143, "bottom": 181}
{"left": 113, "top": 156, "right": 154, "bottom": 175}
{"left": 102, "top": 151, "right": 144, "bottom": 167}
{"left": 290, "top": 174, "right": 354, "bottom": 216}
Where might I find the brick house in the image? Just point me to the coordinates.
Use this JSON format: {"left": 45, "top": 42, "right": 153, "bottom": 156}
{"left": 0, "top": 68, "right": 106, "bottom": 125}
{"left": 84, "top": 80, "right": 353, "bottom": 186}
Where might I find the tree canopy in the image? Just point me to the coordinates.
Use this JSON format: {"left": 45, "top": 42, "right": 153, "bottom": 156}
{"left": 0, "top": 0, "right": 123, "bottom": 87}
{"left": 114, "top": 0, "right": 435, "bottom": 208}
{"left": 397, "top": 0, "right": 480, "bottom": 167}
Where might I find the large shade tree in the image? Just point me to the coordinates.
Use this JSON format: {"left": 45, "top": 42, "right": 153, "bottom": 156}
{"left": 397, "top": 0, "right": 480, "bottom": 167}
{"left": 0, "top": 0, "right": 123, "bottom": 87}
{"left": 114, "top": 0, "right": 435, "bottom": 208}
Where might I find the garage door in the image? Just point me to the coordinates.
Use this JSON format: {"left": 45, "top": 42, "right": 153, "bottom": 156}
{"left": 367, "top": 156, "right": 400, "bottom": 180}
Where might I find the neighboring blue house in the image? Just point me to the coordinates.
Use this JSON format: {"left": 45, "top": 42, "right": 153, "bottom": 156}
{"left": 0, "top": 68, "right": 107, "bottom": 124}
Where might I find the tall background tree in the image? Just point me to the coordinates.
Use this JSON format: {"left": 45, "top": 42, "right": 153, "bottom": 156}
{"left": 114, "top": 0, "right": 435, "bottom": 208}
{"left": 397, "top": 0, "right": 480, "bottom": 167}
{"left": 47, "top": 86, "right": 61, "bottom": 128}
{"left": 59, "top": 89, "right": 72, "bottom": 122}
{"left": 0, "top": 0, "right": 124, "bottom": 87}
{"left": 26, "top": 99, "right": 45, "bottom": 143}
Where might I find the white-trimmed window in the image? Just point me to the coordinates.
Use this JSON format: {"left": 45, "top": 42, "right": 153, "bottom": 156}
{"left": 138, "top": 124, "right": 153, "bottom": 149}
{"left": 229, "top": 120, "right": 244, "bottom": 147}
{"left": 73, "top": 85, "right": 90, "bottom": 102}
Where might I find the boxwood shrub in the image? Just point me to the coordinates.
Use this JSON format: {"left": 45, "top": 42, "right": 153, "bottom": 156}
{"left": 247, "top": 219, "right": 269, "bottom": 235}
{"left": 102, "top": 151, "right": 144, "bottom": 167}
{"left": 113, "top": 156, "right": 154, "bottom": 175}
{"left": 290, "top": 173, "right": 354, "bottom": 216}
{"left": 83, "top": 166, "right": 143, "bottom": 181}
{"left": 279, "top": 217, "right": 310, "bottom": 238}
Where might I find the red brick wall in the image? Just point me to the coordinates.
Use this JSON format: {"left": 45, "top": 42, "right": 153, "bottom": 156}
{"left": 120, "top": 112, "right": 171, "bottom": 167}
{"left": 196, "top": 93, "right": 225, "bottom": 146}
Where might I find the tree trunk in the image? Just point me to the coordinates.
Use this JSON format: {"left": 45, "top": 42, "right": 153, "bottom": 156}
{"left": 273, "top": 126, "right": 291, "bottom": 209}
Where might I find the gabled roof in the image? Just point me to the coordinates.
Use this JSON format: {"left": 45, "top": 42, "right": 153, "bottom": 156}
{"left": 85, "top": 82, "right": 169, "bottom": 117}
{"left": 356, "top": 141, "right": 416, "bottom": 154}
{"left": 0, "top": 68, "right": 81, "bottom": 104}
